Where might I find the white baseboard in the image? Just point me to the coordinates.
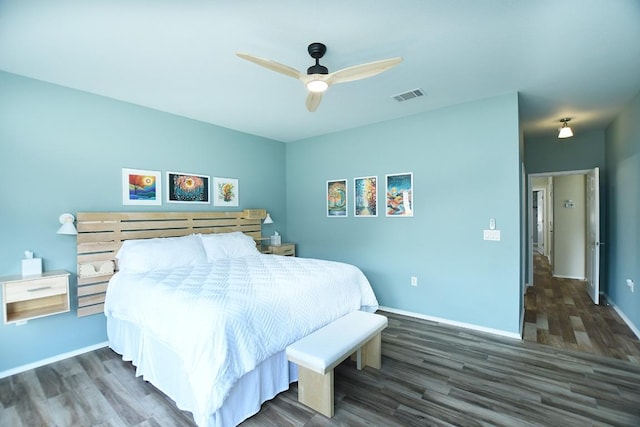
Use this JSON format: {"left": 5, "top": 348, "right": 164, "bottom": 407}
{"left": 553, "top": 274, "right": 585, "bottom": 280}
{"left": 379, "top": 306, "right": 522, "bottom": 340}
{"left": 608, "top": 300, "right": 640, "bottom": 340}
{"left": 0, "top": 341, "right": 109, "bottom": 379}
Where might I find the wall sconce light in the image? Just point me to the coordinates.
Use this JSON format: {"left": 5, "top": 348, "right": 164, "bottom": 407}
{"left": 57, "top": 213, "right": 78, "bottom": 235}
{"left": 263, "top": 213, "right": 274, "bottom": 224}
{"left": 558, "top": 118, "right": 574, "bottom": 139}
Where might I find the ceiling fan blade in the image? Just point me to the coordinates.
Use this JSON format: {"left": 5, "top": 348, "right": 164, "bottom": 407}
{"left": 236, "top": 52, "right": 303, "bottom": 81}
{"left": 306, "top": 91, "right": 323, "bottom": 112}
{"left": 328, "top": 57, "right": 403, "bottom": 85}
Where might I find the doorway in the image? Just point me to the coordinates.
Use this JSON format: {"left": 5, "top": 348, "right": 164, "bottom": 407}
{"left": 532, "top": 189, "right": 546, "bottom": 256}
{"left": 527, "top": 168, "right": 600, "bottom": 304}
{"left": 521, "top": 168, "right": 631, "bottom": 359}
{"left": 532, "top": 190, "right": 541, "bottom": 251}
{"left": 529, "top": 176, "right": 553, "bottom": 264}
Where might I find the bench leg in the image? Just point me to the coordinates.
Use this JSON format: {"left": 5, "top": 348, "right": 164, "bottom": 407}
{"left": 361, "top": 332, "right": 382, "bottom": 369}
{"left": 297, "top": 366, "right": 334, "bottom": 418}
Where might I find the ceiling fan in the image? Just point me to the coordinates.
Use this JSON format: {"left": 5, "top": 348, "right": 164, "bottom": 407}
{"left": 236, "top": 42, "right": 402, "bottom": 112}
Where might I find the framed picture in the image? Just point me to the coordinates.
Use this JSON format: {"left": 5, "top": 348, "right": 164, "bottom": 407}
{"left": 167, "top": 171, "right": 210, "bottom": 204}
{"left": 327, "top": 179, "right": 348, "bottom": 217}
{"left": 354, "top": 176, "right": 378, "bottom": 217}
{"left": 213, "top": 177, "right": 239, "bottom": 207}
{"left": 386, "top": 172, "right": 413, "bottom": 217}
{"left": 122, "top": 168, "right": 161, "bottom": 206}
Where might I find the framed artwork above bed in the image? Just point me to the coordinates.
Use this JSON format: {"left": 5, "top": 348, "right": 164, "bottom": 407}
{"left": 167, "top": 171, "right": 210, "bottom": 204}
{"left": 213, "top": 177, "right": 239, "bottom": 207}
{"left": 122, "top": 168, "right": 161, "bottom": 206}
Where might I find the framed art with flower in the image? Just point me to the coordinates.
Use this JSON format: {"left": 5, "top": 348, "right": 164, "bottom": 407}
{"left": 327, "top": 179, "right": 348, "bottom": 217}
{"left": 354, "top": 176, "right": 378, "bottom": 217}
{"left": 122, "top": 168, "right": 162, "bottom": 206}
{"left": 213, "top": 177, "right": 239, "bottom": 207}
{"left": 167, "top": 171, "right": 210, "bottom": 204}
{"left": 386, "top": 172, "right": 414, "bottom": 217}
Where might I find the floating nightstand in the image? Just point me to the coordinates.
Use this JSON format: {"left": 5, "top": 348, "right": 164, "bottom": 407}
{"left": 1, "top": 270, "right": 70, "bottom": 324}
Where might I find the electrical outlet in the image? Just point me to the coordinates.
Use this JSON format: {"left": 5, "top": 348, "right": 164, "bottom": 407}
{"left": 627, "top": 279, "right": 634, "bottom": 293}
{"left": 411, "top": 276, "right": 418, "bottom": 287}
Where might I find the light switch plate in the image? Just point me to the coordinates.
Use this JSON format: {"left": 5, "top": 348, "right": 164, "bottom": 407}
{"left": 483, "top": 230, "right": 501, "bottom": 241}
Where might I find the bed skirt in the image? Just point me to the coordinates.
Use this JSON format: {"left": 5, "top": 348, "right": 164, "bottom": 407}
{"left": 106, "top": 315, "right": 298, "bottom": 427}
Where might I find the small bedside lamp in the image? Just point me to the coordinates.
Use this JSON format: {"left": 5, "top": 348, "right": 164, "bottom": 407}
{"left": 57, "top": 213, "right": 78, "bottom": 235}
{"left": 263, "top": 213, "right": 274, "bottom": 224}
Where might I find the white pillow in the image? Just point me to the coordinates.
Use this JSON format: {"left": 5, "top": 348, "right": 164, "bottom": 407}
{"left": 116, "top": 234, "right": 207, "bottom": 273}
{"left": 199, "top": 231, "right": 260, "bottom": 261}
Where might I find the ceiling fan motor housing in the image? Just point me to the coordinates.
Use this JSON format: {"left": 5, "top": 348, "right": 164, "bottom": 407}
{"left": 307, "top": 64, "right": 328, "bottom": 75}
{"left": 307, "top": 42, "right": 326, "bottom": 58}
{"left": 307, "top": 42, "right": 328, "bottom": 75}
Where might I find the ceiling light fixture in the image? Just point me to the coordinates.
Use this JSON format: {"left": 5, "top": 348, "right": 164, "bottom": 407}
{"left": 558, "top": 118, "right": 574, "bottom": 139}
{"left": 306, "top": 79, "right": 329, "bottom": 93}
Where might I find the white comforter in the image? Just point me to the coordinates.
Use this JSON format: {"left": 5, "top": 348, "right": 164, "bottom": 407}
{"left": 104, "top": 254, "right": 378, "bottom": 423}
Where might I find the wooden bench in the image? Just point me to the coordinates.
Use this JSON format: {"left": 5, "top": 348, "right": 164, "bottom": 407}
{"left": 285, "top": 310, "right": 388, "bottom": 417}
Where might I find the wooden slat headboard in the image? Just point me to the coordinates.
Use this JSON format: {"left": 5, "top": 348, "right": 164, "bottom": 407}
{"left": 76, "top": 209, "right": 266, "bottom": 317}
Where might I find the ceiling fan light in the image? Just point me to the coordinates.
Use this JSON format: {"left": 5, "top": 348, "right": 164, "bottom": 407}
{"left": 558, "top": 118, "right": 573, "bottom": 139}
{"left": 307, "top": 79, "right": 328, "bottom": 93}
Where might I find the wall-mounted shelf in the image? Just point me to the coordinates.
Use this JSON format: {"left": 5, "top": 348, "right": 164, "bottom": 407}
{"left": 1, "top": 270, "right": 70, "bottom": 324}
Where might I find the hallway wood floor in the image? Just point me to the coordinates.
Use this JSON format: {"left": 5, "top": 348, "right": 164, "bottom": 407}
{"left": 523, "top": 253, "right": 640, "bottom": 363}
{"left": 2, "top": 309, "right": 640, "bottom": 426}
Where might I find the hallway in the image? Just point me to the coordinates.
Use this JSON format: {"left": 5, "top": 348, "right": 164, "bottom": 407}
{"left": 523, "top": 253, "right": 640, "bottom": 363}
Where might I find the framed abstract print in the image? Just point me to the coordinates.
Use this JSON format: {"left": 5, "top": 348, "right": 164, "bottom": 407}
{"left": 327, "top": 179, "right": 347, "bottom": 217}
{"left": 354, "top": 176, "right": 378, "bottom": 217}
{"left": 122, "top": 168, "right": 161, "bottom": 206}
{"left": 213, "top": 177, "right": 239, "bottom": 207}
{"left": 385, "top": 172, "right": 413, "bottom": 217}
{"left": 167, "top": 171, "right": 210, "bottom": 204}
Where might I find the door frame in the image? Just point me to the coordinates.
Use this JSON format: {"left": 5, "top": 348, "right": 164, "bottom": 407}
{"left": 527, "top": 169, "right": 599, "bottom": 289}
{"left": 585, "top": 167, "right": 600, "bottom": 304}
{"left": 532, "top": 188, "right": 546, "bottom": 255}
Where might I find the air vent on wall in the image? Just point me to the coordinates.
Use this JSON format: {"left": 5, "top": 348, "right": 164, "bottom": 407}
{"left": 392, "top": 88, "right": 425, "bottom": 102}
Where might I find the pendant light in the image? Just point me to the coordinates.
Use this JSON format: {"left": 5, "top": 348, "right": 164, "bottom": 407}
{"left": 558, "top": 118, "right": 574, "bottom": 139}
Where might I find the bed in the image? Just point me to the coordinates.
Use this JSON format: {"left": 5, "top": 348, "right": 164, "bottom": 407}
{"left": 75, "top": 211, "right": 379, "bottom": 426}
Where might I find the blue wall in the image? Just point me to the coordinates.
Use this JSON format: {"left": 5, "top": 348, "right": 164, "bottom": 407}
{"left": 0, "top": 71, "right": 286, "bottom": 373}
{"left": 286, "top": 93, "right": 523, "bottom": 334}
{"left": 605, "top": 91, "right": 640, "bottom": 332}
{"left": 525, "top": 130, "right": 606, "bottom": 174}
{"left": 2, "top": 69, "right": 572, "bottom": 373}
{"left": 4, "top": 66, "right": 633, "bottom": 375}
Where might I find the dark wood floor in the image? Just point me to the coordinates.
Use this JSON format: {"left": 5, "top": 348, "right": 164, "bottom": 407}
{"left": 2, "top": 309, "right": 640, "bottom": 426}
{"left": 524, "top": 253, "right": 640, "bottom": 363}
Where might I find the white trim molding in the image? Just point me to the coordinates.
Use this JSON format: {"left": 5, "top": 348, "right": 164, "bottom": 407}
{"left": 553, "top": 274, "right": 586, "bottom": 281}
{"left": 379, "top": 306, "right": 522, "bottom": 340}
{"left": 608, "top": 300, "right": 640, "bottom": 340}
{"left": 0, "top": 341, "right": 109, "bottom": 379}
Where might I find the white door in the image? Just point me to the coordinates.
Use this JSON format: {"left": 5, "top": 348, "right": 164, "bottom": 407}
{"left": 536, "top": 191, "right": 544, "bottom": 253}
{"left": 585, "top": 167, "right": 600, "bottom": 304}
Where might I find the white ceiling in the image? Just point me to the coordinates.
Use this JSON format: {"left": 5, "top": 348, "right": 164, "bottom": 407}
{"left": 1, "top": 0, "right": 639, "bottom": 142}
